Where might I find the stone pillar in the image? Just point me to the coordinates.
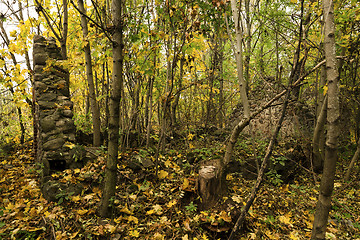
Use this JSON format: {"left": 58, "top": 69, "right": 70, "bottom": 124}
{"left": 33, "top": 35, "right": 76, "bottom": 175}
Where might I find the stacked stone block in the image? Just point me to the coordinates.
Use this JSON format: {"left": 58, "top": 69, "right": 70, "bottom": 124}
{"left": 33, "top": 35, "right": 76, "bottom": 175}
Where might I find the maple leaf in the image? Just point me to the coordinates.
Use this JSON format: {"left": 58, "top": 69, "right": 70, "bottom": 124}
{"left": 129, "top": 230, "right": 140, "bottom": 237}
{"left": 279, "top": 214, "right": 293, "bottom": 226}
{"left": 127, "top": 215, "right": 139, "bottom": 224}
{"left": 158, "top": 170, "right": 168, "bottom": 179}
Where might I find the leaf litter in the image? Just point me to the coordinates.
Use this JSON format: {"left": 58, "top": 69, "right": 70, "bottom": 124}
{"left": 0, "top": 141, "right": 359, "bottom": 239}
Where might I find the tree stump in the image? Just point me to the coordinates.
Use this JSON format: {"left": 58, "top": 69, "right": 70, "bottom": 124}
{"left": 198, "top": 159, "right": 224, "bottom": 210}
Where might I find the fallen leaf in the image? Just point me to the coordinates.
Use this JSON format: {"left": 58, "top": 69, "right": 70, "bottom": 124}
{"left": 290, "top": 231, "right": 299, "bottom": 240}
{"left": 129, "top": 230, "right": 140, "bottom": 237}
{"left": 181, "top": 178, "right": 189, "bottom": 190}
{"left": 279, "top": 214, "right": 292, "bottom": 226}
{"left": 219, "top": 211, "right": 232, "bottom": 223}
{"left": 71, "top": 195, "right": 81, "bottom": 202}
{"left": 77, "top": 209, "right": 88, "bottom": 215}
{"left": 231, "top": 195, "right": 241, "bottom": 204}
{"left": 153, "top": 232, "right": 165, "bottom": 239}
{"left": 184, "top": 219, "right": 191, "bottom": 231}
{"left": 146, "top": 209, "right": 155, "bottom": 215}
{"left": 158, "top": 170, "right": 168, "bottom": 179}
{"left": 182, "top": 234, "right": 189, "bottom": 240}
{"left": 127, "top": 215, "right": 139, "bottom": 224}
{"left": 167, "top": 199, "right": 177, "bottom": 208}
{"left": 120, "top": 207, "right": 132, "bottom": 215}
{"left": 105, "top": 224, "right": 117, "bottom": 233}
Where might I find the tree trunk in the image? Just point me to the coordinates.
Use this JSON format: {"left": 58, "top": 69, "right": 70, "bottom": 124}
{"left": 311, "top": 0, "right": 340, "bottom": 238}
{"left": 318, "top": 64, "right": 327, "bottom": 165}
{"left": 172, "top": 56, "right": 184, "bottom": 127}
{"left": 344, "top": 139, "right": 360, "bottom": 182}
{"left": 220, "top": 0, "right": 252, "bottom": 172}
{"left": 244, "top": 0, "right": 251, "bottom": 89}
{"left": 99, "top": 0, "right": 123, "bottom": 217}
{"left": 78, "top": 0, "right": 102, "bottom": 147}
{"left": 146, "top": 76, "right": 154, "bottom": 148}
{"left": 230, "top": 0, "right": 250, "bottom": 119}
{"left": 312, "top": 95, "right": 327, "bottom": 173}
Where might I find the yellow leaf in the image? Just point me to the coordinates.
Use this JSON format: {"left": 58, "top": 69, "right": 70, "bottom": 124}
{"left": 10, "top": 30, "right": 17, "bottom": 38}
{"left": 127, "top": 215, "right": 139, "bottom": 224}
{"left": 70, "top": 231, "right": 79, "bottom": 239}
{"left": 129, "top": 230, "right": 140, "bottom": 237}
{"left": 153, "top": 204, "right": 163, "bottom": 215}
{"left": 27, "top": 227, "right": 45, "bottom": 232}
{"left": 154, "top": 232, "right": 165, "bottom": 240}
{"left": 290, "top": 231, "right": 299, "bottom": 240}
{"left": 182, "top": 235, "right": 189, "bottom": 240}
{"left": 71, "top": 195, "right": 81, "bottom": 202}
{"left": 226, "top": 174, "right": 233, "bottom": 180}
{"left": 323, "top": 85, "right": 328, "bottom": 96}
{"left": 279, "top": 214, "right": 292, "bottom": 226}
{"left": 219, "top": 211, "right": 232, "bottom": 223}
{"left": 120, "top": 206, "right": 132, "bottom": 215}
{"left": 181, "top": 178, "right": 189, "bottom": 190}
{"left": 146, "top": 209, "right": 155, "bottom": 215}
{"left": 158, "top": 170, "right": 168, "bottom": 179}
{"left": 164, "top": 159, "right": 172, "bottom": 167}
{"left": 77, "top": 209, "right": 88, "bottom": 215}
{"left": 114, "top": 217, "right": 122, "bottom": 224}
{"left": 167, "top": 199, "right": 177, "bottom": 208}
{"left": 6, "top": 202, "right": 15, "bottom": 211}
{"left": 64, "top": 142, "right": 76, "bottom": 149}
{"left": 129, "top": 194, "right": 137, "bottom": 201}
{"left": 187, "top": 133, "right": 195, "bottom": 140}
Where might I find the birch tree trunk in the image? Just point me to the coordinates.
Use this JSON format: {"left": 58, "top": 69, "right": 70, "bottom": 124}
{"left": 222, "top": 0, "right": 251, "bottom": 166}
{"left": 99, "top": 0, "right": 124, "bottom": 217}
{"left": 77, "top": 0, "right": 102, "bottom": 147}
{"left": 311, "top": 0, "right": 340, "bottom": 238}
{"left": 230, "top": 0, "right": 250, "bottom": 119}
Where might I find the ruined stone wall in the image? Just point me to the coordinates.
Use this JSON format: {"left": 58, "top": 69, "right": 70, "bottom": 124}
{"left": 33, "top": 35, "right": 76, "bottom": 175}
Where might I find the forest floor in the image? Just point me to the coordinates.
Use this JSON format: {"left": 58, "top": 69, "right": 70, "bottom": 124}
{"left": 0, "top": 137, "right": 359, "bottom": 240}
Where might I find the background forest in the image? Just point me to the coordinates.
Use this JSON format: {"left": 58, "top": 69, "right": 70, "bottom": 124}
{"left": 0, "top": 0, "right": 360, "bottom": 239}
